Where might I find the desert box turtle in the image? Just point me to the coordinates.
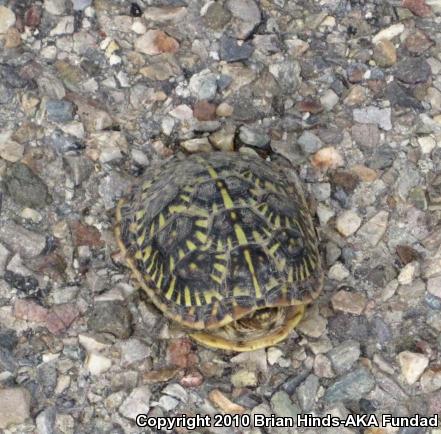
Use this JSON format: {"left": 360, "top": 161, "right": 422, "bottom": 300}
{"left": 115, "top": 152, "right": 323, "bottom": 351}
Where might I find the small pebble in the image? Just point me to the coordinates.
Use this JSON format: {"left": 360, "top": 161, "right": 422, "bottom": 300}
{"left": 0, "top": 388, "right": 31, "bottom": 429}
{"left": 331, "top": 289, "right": 367, "bottom": 315}
{"left": 335, "top": 210, "right": 362, "bottom": 237}
{"left": 119, "top": 386, "right": 151, "bottom": 420}
{"left": 397, "top": 351, "right": 429, "bottom": 385}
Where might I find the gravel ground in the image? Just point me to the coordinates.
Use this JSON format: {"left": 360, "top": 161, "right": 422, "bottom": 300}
{"left": 0, "top": 0, "right": 441, "bottom": 433}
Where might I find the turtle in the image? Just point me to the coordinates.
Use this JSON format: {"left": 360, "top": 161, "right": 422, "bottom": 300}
{"left": 115, "top": 152, "right": 323, "bottom": 352}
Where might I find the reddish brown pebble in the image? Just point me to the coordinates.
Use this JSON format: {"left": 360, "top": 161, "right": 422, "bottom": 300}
{"left": 14, "top": 299, "right": 48, "bottom": 323}
{"left": 193, "top": 100, "right": 217, "bottom": 121}
{"left": 312, "top": 146, "right": 344, "bottom": 171}
{"left": 396, "top": 245, "right": 420, "bottom": 265}
{"left": 331, "top": 170, "right": 360, "bottom": 193}
{"left": 180, "top": 370, "right": 204, "bottom": 388}
{"left": 347, "top": 63, "right": 367, "bottom": 83}
{"left": 296, "top": 99, "right": 323, "bottom": 114}
{"left": 404, "top": 30, "right": 433, "bottom": 55}
{"left": 402, "top": 0, "right": 432, "bottom": 16}
{"left": 142, "top": 368, "right": 180, "bottom": 384}
{"left": 24, "top": 5, "right": 41, "bottom": 28}
{"left": 46, "top": 303, "right": 80, "bottom": 334}
{"left": 70, "top": 221, "right": 103, "bottom": 248}
{"left": 167, "top": 338, "right": 197, "bottom": 368}
{"left": 154, "top": 30, "right": 179, "bottom": 53}
{"left": 208, "top": 389, "right": 245, "bottom": 414}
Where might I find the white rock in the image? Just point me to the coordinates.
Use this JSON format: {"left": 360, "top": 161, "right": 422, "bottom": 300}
{"left": 86, "top": 352, "right": 112, "bottom": 375}
{"left": 420, "top": 368, "right": 441, "bottom": 393}
{"left": 328, "top": 262, "right": 350, "bottom": 281}
{"left": 320, "top": 89, "right": 339, "bottom": 111}
{"left": 335, "top": 210, "right": 362, "bottom": 237}
{"left": 44, "top": 0, "right": 66, "bottom": 15}
{"left": 0, "top": 139, "right": 24, "bottom": 162}
{"left": 131, "top": 20, "right": 146, "bottom": 34}
{"left": 418, "top": 136, "right": 436, "bottom": 154}
{"left": 0, "top": 387, "right": 31, "bottom": 429}
{"left": 169, "top": 104, "right": 193, "bottom": 120}
{"left": 79, "top": 334, "right": 111, "bottom": 353}
{"left": 189, "top": 69, "right": 217, "bottom": 100}
{"left": 119, "top": 339, "right": 150, "bottom": 366}
{"left": 50, "top": 16, "right": 74, "bottom": 35}
{"left": 21, "top": 208, "right": 42, "bottom": 223}
{"left": 267, "top": 347, "right": 284, "bottom": 365}
{"left": 397, "top": 351, "right": 429, "bottom": 385}
{"left": 357, "top": 210, "right": 389, "bottom": 246}
{"left": 119, "top": 386, "right": 151, "bottom": 420}
{"left": 427, "top": 275, "right": 441, "bottom": 299}
{"left": 317, "top": 204, "right": 335, "bottom": 226}
{"left": 372, "top": 23, "right": 405, "bottom": 44}
{"left": 397, "top": 261, "right": 419, "bottom": 285}
{"left": 0, "top": 6, "right": 15, "bottom": 33}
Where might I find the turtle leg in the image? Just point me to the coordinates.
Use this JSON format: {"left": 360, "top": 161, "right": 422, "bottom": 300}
{"left": 190, "top": 304, "right": 305, "bottom": 352}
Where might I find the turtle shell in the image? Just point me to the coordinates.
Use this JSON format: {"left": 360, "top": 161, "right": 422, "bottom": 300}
{"left": 115, "top": 152, "right": 323, "bottom": 330}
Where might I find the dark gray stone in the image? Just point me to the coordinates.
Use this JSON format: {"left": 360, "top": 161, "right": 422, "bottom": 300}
{"left": 386, "top": 81, "right": 423, "bottom": 111}
{"left": 328, "top": 340, "right": 361, "bottom": 374}
{"left": 88, "top": 301, "right": 133, "bottom": 339}
{"left": 46, "top": 100, "right": 75, "bottom": 122}
{"left": 4, "top": 163, "right": 51, "bottom": 208}
{"left": 324, "top": 367, "right": 375, "bottom": 402}
{"left": 220, "top": 36, "right": 254, "bottom": 62}
{"left": 394, "top": 58, "right": 431, "bottom": 84}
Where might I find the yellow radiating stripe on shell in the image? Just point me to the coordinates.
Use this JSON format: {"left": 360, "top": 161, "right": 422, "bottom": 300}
{"left": 252, "top": 230, "right": 263, "bottom": 243}
{"left": 137, "top": 232, "right": 146, "bottom": 246}
{"left": 204, "top": 290, "right": 222, "bottom": 304}
{"left": 135, "top": 250, "right": 143, "bottom": 260}
{"left": 308, "top": 255, "right": 316, "bottom": 271}
{"left": 288, "top": 267, "right": 294, "bottom": 282}
{"left": 195, "top": 292, "right": 202, "bottom": 306}
{"left": 143, "top": 245, "right": 152, "bottom": 261}
{"left": 195, "top": 231, "right": 207, "bottom": 243}
{"left": 274, "top": 215, "right": 281, "bottom": 227}
{"left": 207, "top": 165, "right": 218, "bottom": 179}
{"left": 269, "top": 242, "right": 280, "bottom": 255}
{"left": 211, "top": 274, "right": 222, "bottom": 284}
{"left": 217, "top": 239, "right": 224, "bottom": 251}
{"left": 146, "top": 251, "right": 158, "bottom": 273}
{"left": 176, "top": 290, "right": 181, "bottom": 305}
{"left": 244, "top": 249, "right": 262, "bottom": 299}
{"left": 227, "top": 237, "right": 233, "bottom": 250}
{"left": 156, "top": 267, "right": 164, "bottom": 288}
{"left": 299, "top": 264, "right": 305, "bottom": 281}
{"left": 303, "top": 257, "right": 310, "bottom": 277}
{"left": 233, "top": 286, "right": 249, "bottom": 297}
{"left": 180, "top": 194, "right": 190, "bottom": 202}
{"left": 186, "top": 240, "right": 197, "bottom": 251}
{"left": 149, "top": 221, "right": 155, "bottom": 237}
{"left": 158, "top": 213, "right": 165, "bottom": 229}
{"left": 184, "top": 286, "right": 192, "bottom": 306}
{"left": 195, "top": 219, "right": 208, "bottom": 228}
{"left": 169, "top": 205, "right": 187, "bottom": 214}
{"left": 165, "top": 276, "right": 176, "bottom": 300}
{"left": 129, "top": 222, "right": 137, "bottom": 233}
{"left": 178, "top": 249, "right": 185, "bottom": 259}
{"left": 218, "top": 185, "right": 234, "bottom": 209}
{"left": 136, "top": 210, "right": 145, "bottom": 220}
{"left": 214, "top": 263, "right": 226, "bottom": 273}
{"left": 234, "top": 224, "right": 248, "bottom": 245}
{"left": 169, "top": 256, "right": 175, "bottom": 270}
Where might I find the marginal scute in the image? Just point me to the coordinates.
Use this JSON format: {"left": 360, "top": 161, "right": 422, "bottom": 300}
{"left": 116, "top": 152, "right": 323, "bottom": 346}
